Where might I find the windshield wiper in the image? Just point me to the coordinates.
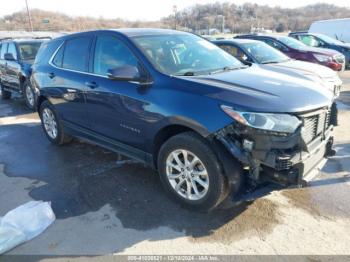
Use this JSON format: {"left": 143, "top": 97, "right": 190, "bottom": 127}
{"left": 175, "top": 71, "right": 196, "bottom": 76}
{"left": 209, "top": 66, "right": 247, "bottom": 75}
{"left": 261, "top": 60, "right": 281, "bottom": 64}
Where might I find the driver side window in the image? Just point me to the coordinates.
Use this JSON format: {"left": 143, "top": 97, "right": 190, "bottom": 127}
{"left": 93, "top": 36, "right": 138, "bottom": 76}
{"left": 219, "top": 44, "right": 250, "bottom": 62}
{"left": 299, "top": 35, "right": 323, "bottom": 47}
{"left": 263, "top": 39, "right": 287, "bottom": 52}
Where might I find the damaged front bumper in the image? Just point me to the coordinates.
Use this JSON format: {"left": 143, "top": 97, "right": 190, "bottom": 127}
{"left": 214, "top": 105, "right": 337, "bottom": 187}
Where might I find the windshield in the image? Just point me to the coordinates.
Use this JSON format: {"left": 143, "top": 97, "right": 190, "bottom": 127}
{"left": 316, "top": 34, "right": 344, "bottom": 45}
{"left": 278, "top": 36, "right": 307, "bottom": 50}
{"left": 241, "top": 41, "right": 290, "bottom": 64}
{"left": 18, "top": 42, "right": 42, "bottom": 60}
{"left": 132, "top": 34, "right": 243, "bottom": 76}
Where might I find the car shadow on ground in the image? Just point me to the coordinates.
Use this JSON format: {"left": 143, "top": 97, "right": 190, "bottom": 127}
{"left": 1, "top": 117, "right": 281, "bottom": 253}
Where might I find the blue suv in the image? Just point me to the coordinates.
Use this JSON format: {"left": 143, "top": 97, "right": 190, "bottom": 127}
{"left": 31, "top": 29, "right": 336, "bottom": 211}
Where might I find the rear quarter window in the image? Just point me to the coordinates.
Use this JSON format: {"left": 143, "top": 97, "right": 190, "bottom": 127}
{"left": 34, "top": 40, "right": 63, "bottom": 66}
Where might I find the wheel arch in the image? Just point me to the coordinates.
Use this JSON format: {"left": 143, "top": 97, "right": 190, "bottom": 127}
{"left": 151, "top": 120, "right": 211, "bottom": 169}
{"left": 36, "top": 95, "right": 48, "bottom": 112}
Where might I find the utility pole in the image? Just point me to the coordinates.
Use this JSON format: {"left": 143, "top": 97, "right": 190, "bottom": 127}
{"left": 222, "top": 15, "right": 225, "bottom": 33}
{"left": 25, "top": 0, "right": 34, "bottom": 32}
{"left": 173, "top": 5, "right": 177, "bottom": 30}
{"left": 217, "top": 15, "right": 225, "bottom": 33}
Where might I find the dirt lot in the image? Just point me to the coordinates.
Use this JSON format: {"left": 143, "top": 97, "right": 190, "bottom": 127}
{"left": 0, "top": 71, "right": 350, "bottom": 258}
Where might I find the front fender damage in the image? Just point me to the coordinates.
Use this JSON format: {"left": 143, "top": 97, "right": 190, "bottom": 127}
{"left": 212, "top": 115, "right": 335, "bottom": 188}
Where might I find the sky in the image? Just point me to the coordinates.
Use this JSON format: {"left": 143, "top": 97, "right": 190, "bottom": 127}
{"left": 1, "top": 0, "right": 349, "bottom": 21}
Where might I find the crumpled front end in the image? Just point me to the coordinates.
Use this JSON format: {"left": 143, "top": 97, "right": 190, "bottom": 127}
{"left": 214, "top": 103, "right": 338, "bottom": 187}
{"left": 323, "top": 75, "right": 342, "bottom": 98}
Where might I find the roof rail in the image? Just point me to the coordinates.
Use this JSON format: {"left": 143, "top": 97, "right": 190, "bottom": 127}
{"left": 0, "top": 36, "right": 52, "bottom": 41}
{"left": 0, "top": 37, "right": 13, "bottom": 41}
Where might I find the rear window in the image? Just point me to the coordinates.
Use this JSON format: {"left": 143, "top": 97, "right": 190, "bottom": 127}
{"left": 18, "top": 42, "right": 42, "bottom": 60}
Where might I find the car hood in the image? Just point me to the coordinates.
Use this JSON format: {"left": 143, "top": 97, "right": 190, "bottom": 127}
{"left": 262, "top": 60, "right": 337, "bottom": 79}
{"left": 178, "top": 65, "right": 334, "bottom": 113}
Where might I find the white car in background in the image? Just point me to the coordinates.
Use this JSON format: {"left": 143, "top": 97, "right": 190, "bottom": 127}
{"left": 309, "top": 18, "right": 350, "bottom": 43}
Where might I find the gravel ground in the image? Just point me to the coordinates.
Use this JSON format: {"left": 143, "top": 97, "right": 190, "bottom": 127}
{"left": 0, "top": 71, "right": 349, "bottom": 260}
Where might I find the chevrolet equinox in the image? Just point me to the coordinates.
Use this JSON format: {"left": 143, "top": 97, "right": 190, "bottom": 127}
{"left": 31, "top": 29, "right": 337, "bottom": 211}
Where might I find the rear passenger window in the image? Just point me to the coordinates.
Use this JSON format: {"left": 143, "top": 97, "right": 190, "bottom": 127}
{"left": 93, "top": 36, "right": 137, "bottom": 76}
{"left": 62, "top": 37, "right": 91, "bottom": 72}
{"left": 0, "top": 43, "right": 8, "bottom": 59}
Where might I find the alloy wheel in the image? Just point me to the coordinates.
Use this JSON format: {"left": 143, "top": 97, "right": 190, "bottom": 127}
{"left": 166, "top": 149, "right": 209, "bottom": 201}
{"left": 25, "top": 85, "right": 35, "bottom": 107}
{"left": 42, "top": 108, "right": 58, "bottom": 139}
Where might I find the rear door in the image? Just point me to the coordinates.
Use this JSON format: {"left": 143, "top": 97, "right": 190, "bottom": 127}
{"left": 48, "top": 36, "right": 93, "bottom": 128}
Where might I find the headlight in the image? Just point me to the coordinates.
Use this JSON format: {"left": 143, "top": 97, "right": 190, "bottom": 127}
{"left": 221, "top": 105, "right": 301, "bottom": 133}
{"left": 313, "top": 54, "right": 332, "bottom": 62}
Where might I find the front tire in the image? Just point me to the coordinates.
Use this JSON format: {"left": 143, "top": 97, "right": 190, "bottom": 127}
{"left": 23, "top": 80, "right": 37, "bottom": 110}
{"left": 0, "top": 83, "right": 11, "bottom": 100}
{"left": 158, "top": 132, "right": 228, "bottom": 212}
{"left": 39, "top": 100, "right": 72, "bottom": 145}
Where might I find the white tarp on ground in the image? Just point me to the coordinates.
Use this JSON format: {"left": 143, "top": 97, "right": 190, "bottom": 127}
{"left": 0, "top": 201, "right": 55, "bottom": 254}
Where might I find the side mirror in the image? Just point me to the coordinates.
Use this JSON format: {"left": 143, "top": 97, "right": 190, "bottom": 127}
{"left": 4, "top": 53, "right": 16, "bottom": 61}
{"left": 107, "top": 65, "right": 141, "bottom": 82}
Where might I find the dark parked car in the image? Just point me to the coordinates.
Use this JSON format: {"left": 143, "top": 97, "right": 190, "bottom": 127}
{"left": 213, "top": 39, "right": 342, "bottom": 96}
{"left": 31, "top": 29, "right": 336, "bottom": 211}
{"left": 235, "top": 34, "right": 345, "bottom": 71}
{"left": 289, "top": 32, "right": 350, "bottom": 68}
{"left": 0, "top": 38, "right": 45, "bottom": 109}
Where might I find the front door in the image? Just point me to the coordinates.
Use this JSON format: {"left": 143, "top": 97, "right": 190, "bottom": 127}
{"left": 85, "top": 34, "right": 148, "bottom": 150}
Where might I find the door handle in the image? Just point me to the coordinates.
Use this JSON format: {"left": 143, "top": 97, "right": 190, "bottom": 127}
{"left": 85, "top": 81, "right": 98, "bottom": 89}
{"left": 48, "top": 72, "right": 55, "bottom": 79}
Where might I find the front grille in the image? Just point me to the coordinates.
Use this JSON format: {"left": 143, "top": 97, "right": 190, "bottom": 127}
{"left": 276, "top": 156, "right": 293, "bottom": 170}
{"left": 301, "top": 107, "right": 333, "bottom": 144}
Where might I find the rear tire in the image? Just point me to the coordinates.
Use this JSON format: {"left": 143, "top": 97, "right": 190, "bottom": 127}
{"left": 39, "top": 100, "right": 72, "bottom": 145}
{"left": 0, "top": 83, "right": 11, "bottom": 100}
{"left": 23, "top": 80, "right": 37, "bottom": 111}
{"left": 157, "top": 132, "right": 228, "bottom": 212}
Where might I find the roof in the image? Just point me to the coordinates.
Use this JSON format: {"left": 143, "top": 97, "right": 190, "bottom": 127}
{"left": 53, "top": 28, "right": 192, "bottom": 42}
{"left": 289, "top": 31, "right": 308, "bottom": 35}
{"left": 112, "top": 28, "right": 190, "bottom": 37}
{"left": 237, "top": 34, "right": 292, "bottom": 41}
{"left": 213, "top": 38, "right": 259, "bottom": 44}
{"left": 312, "top": 18, "right": 350, "bottom": 23}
